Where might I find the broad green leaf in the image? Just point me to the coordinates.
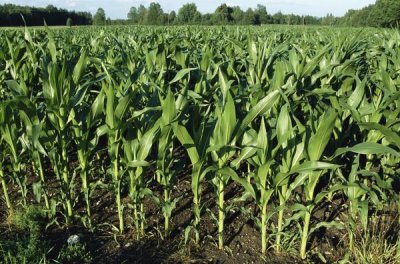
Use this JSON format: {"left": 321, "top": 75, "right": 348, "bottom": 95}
{"left": 308, "top": 108, "right": 337, "bottom": 161}
{"left": 334, "top": 142, "right": 400, "bottom": 158}
{"left": 234, "top": 89, "right": 280, "bottom": 141}
{"left": 169, "top": 68, "right": 197, "bottom": 84}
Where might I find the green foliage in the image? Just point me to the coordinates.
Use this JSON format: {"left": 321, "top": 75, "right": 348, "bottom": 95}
{"left": 0, "top": 25, "right": 399, "bottom": 262}
{"left": 93, "top": 8, "right": 106, "bottom": 25}
{"left": 58, "top": 244, "right": 93, "bottom": 264}
{"left": 341, "top": 0, "right": 400, "bottom": 27}
{"left": 14, "top": 206, "right": 47, "bottom": 235}
{"left": 176, "top": 3, "right": 201, "bottom": 24}
{"left": 0, "top": 3, "right": 91, "bottom": 26}
{"left": 0, "top": 207, "right": 49, "bottom": 264}
{"left": 147, "top": 2, "right": 165, "bottom": 25}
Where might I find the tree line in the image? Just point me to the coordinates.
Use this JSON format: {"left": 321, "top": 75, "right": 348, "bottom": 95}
{"left": 0, "top": 1, "right": 399, "bottom": 28}
{"left": 120, "top": 3, "right": 321, "bottom": 26}
{"left": 0, "top": 4, "right": 92, "bottom": 26}
{"left": 341, "top": 0, "right": 400, "bottom": 27}
{"left": 94, "top": 1, "right": 399, "bottom": 27}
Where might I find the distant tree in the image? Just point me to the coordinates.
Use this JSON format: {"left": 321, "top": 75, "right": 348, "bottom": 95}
{"left": 272, "top": 11, "right": 285, "bottom": 24}
{"left": 145, "top": 2, "right": 164, "bottom": 25}
{"left": 213, "top": 4, "right": 233, "bottom": 24}
{"left": 127, "top": 7, "right": 138, "bottom": 23}
{"left": 93, "top": 8, "right": 106, "bottom": 25}
{"left": 46, "top": 5, "right": 58, "bottom": 13}
{"left": 255, "top": 4, "right": 271, "bottom": 24}
{"left": 66, "top": 17, "right": 72, "bottom": 27}
{"left": 243, "top": 8, "right": 257, "bottom": 25}
{"left": 177, "top": 3, "right": 201, "bottom": 24}
{"left": 304, "top": 15, "right": 320, "bottom": 25}
{"left": 374, "top": 0, "right": 400, "bottom": 27}
{"left": 201, "top": 13, "right": 213, "bottom": 25}
{"left": 231, "top": 6, "right": 244, "bottom": 24}
{"left": 137, "top": 5, "right": 147, "bottom": 24}
{"left": 0, "top": 4, "right": 92, "bottom": 26}
{"left": 168, "top": 11, "right": 176, "bottom": 25}
{"left": 320, "top": 13, "right": 337, "bottom": 26}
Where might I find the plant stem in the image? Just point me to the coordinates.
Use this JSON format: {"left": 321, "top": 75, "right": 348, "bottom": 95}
{"left": 193, "top": 194, "right": 200, "bottom": 244}
{"left": 140, "top": 202, "right": 145, "bottom": 236}
{"left": 37, "top": 157, "right": 50, "bottom": 210}
{"left": 133, "top": 203, "right": 139, "bottom": 240}
{"left": 164, "top": 188, "right": 170, "bottom": 237}
{"left": 81, "top": 168, "right": 91, "bottom": 228}
{"left": 300, "top": 209, "right": 311, "bottom": 260}
{"left": 0, "top": 170, "right": 11, "bottom": 211}
{"left": 114, "top": 158, "right": 124, "bottom": 233}
{"left": 61, "top": 135, "right": 72, "bottom": 221}
{"left": 276, "top": 184, "right": 287, "bottom": 253}
{"left": 218, "top": 176, "right": 225, "bottom": 250}
{"left": 261, "top": 203, "right": 268, "bottom": 254}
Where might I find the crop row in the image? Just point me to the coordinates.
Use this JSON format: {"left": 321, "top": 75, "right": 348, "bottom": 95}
{"left": 0, "top": 26, "right": 399, "bottom": 260}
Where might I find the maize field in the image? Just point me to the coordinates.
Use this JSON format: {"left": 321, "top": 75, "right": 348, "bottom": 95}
{"left": 0, "top": 26, "right": 399, "bottom": 263}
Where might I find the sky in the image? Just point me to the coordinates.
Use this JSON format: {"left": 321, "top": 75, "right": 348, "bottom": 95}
{"left": 1, "top": 0, "right": 376, "bottom": 19}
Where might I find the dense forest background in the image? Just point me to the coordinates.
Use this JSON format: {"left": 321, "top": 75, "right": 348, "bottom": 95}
{"left": 0, "top": 0, "right": 398, "bottom": 27}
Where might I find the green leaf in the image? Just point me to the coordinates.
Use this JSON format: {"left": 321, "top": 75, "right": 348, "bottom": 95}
{"left": 223, "top": 167, "right": 256, "bottom": 200}
{"left": 73, "top": 50, "right": 88, "bottom": 85}
{"left": 308, "top": 108, "right": 337, "bottom": 161}
{"left": 173, "top": 124, "right": 199, "bottom": 164}
{"left": 276, "top": 103, "right": 292, "bottom": 145}
{"left": 334, "top": 142, "right": 400, "bottom": 158}
{"left": 275, "top": 161, "right": 340, "bottom": 186}
{"left": 169, "top": 68, "right": 197, "bottom": 84}
{"left": 127, "top": 160, "right": 151, "bottom": 168}
{"left": 234, "top": 89, "right": 280, "bottom": 141}
{"left": 359, "top": 122, "right": 400, "bottom": 149}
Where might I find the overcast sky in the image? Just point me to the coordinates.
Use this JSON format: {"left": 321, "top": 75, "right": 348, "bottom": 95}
{"left": 1, "top": 0, "right": 376, "bottom": 19}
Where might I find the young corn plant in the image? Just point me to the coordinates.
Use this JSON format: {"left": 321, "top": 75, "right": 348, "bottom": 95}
{"left": 274, "top": 104, "right": 304, "bottom": 253}
{"left": 70, "top": 99, "right": 102, "bottom": 228}
{"left": 230, "top": 117, "right": 277, "bottom": 254}
{"left": 170, "top": 68, "right": 212, "bottom": 244}
{"left": 293, "top": 108, "right": 338, "bottom": 260}
{"left": 100, "top": 80, "right": 133, "bottom": 234}
{"left": 0, "top": 102, "right": 27, "bottom": 206}
{"left": 208, "top": 88, "right": 240, "bottom": 250}
{"left": 156, "top": 89, "right": 178, "bottom": 237}
{"left": 122, "top": 117, "right": 159, "bottom": 238}
{"left": 0, "top": 124, "right": 12, "bottom": 213}
{"left": 18, "top": 99, "right": 50, "bottom": 211}
{"left": 42, "top": 58, "right": 89, "bottom": 224}
{"left": 333, "top": 142, "right": 400, "bottom": 251}
{"left": 173, "top": 121, "right": 212, "bottom": 245}
{"left": 208, "top": 70, "right": 281, "bottom": 249}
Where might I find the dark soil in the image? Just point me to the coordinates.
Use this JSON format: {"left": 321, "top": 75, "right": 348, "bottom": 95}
{"left": 0, "top": 152, "right": 349, "bottom": 264}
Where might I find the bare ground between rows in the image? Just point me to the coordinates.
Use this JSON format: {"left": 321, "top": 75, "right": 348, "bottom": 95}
{"left": 0, "top": 153, "right": 349, "bottom": 263}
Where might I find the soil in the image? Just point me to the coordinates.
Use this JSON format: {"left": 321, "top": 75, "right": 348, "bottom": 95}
{"left": 0, "top": 150, "right": 350, "bottom": 264}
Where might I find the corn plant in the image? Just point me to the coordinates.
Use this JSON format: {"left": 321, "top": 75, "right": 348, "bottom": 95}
{"left": 122, "top": 114, "right": 159, "bottom": 238}
{"left": 0, "top": 25, "right": 399, "bottom": 261}
{"left": 18, "top": 99, "right": 50, "bottom": 210}
{"left": 100, "top": 80, "right": 133, "bottom": 233}
{"left": 156, "top": 89, "right": 178, "bottom": 237}
{"left": 294, "top": 108, "right": 338, "bottom": 259}
{"left": 0, "top": 102, "right": 27, "bottom": 206}
{"left": 0, "top": 120, "right": 12, "bottom": 213}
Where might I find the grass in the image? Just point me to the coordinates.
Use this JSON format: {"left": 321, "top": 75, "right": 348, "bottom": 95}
{"left": 351, "top": 214, "right": 400, "bottom": 264}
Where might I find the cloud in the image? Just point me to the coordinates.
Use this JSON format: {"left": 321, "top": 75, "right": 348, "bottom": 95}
{"left": 66, "top": 0, "right": 77, "bottom": 7}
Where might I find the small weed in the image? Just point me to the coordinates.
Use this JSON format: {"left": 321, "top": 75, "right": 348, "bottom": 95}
{"left": 58, "top": 243, "right": 93, "bottom": 264}
{"left": 351, "top": 214, "right": 400, "bottom": 264}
